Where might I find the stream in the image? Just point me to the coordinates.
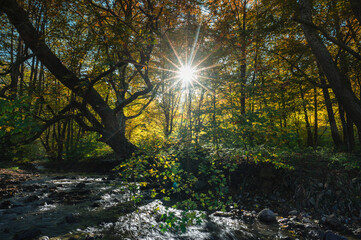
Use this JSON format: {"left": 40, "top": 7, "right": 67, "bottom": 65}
{"left": 0, "top": 173, "right": 356, "bottom": 240}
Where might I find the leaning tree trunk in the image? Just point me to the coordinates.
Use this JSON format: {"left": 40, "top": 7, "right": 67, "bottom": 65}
{"left": 299, "top": 0, "right": 361, "bottom": 132}
{"left": 100, "top": 111, "right": 137, "bottom": 159}
{"left": 2, "top": 0, "right": 137, "bottom": 159}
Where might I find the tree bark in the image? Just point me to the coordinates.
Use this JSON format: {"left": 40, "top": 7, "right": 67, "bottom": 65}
{"left": 320, "top": 77, "right": 342, "bottom": 148}
{"left": 299, "top": 0, "right": 361, "bottom": 132}
{"left": 313, "top": 86, "right": 318, "bottom": 147}
{"left": 299, "top": 86, "right": 313, "bottom": 147}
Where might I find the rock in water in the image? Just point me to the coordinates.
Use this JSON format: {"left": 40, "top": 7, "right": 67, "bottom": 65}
{"left": 0, "top": 200, "right": 12, "bottom": 209}
{"left": 13, "top": 228, "right": 41, "bottom": 240}
{"left": 323, "top": 230, "right": 348, "bottom": 240}
{"left": 257, "top": 208, "right": 276, "bottom": 223}
{"left": 325, "top": 214, "right": 343, "bottom": 230}
{"left": 288, "top": 210, "right": 298, "bottom": 216}
{"left": 65, "top": 213, "right": 80, "bottom": 223}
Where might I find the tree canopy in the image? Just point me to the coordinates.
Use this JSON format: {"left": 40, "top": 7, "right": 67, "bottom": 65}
{"left": 1, "top": 0, "right": 361, "bottom": 161}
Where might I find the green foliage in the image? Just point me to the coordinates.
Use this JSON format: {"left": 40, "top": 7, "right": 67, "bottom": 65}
{"left": 224, "top": 111, "right": 300, "bottom": 149}
{"left": 64, "top": 133, "right": 111, "bottom": 161}
{"left": 116, "top": 139, "right": 297, "bottom": 223}
{"left": 10, "top": 140, "right": 46, "bottom": 163}
{"left": 329, "top": 153, "right": 361, "bottom": 170}
{"left": 0, "top": 96, "right": 44, "bottom": 160}
{"left": 0, "top": 97, "right": 41, "bottom": 141}
{"left": 159, "top": 210, "right": 205, "bottom": 233}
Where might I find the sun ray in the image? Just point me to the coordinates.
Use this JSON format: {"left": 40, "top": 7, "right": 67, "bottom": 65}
{"left": 192, "top": 78, "right": 215, "bottom": 95}
{"left": 166, "top": 34, "right": 184, "bottom": 67}
{"left": 161, "top": 75, "right": 179, "bottom": 83}
{"left": 160, "top": 54, "right": 182, "bottom": 69}
{"left": 158, "top": 21, "right": 224, "bottom": 97}
{"left": 168, "top": 78, "right": 183, "bottom": 90}
{"left": 147, "top": 65, "right": 179, "bottom": 74}
{"left": 195, "top": 63, "right": 222, "bottom": 73}
{"left": 196, "top": 74, "right": 218, "bottom": 81}
{"left": 188, "top": 24, "right": 201, "bottom": 66}
{"left": 193, "top": 45, "right": 221, "bottom": 69}
{"left": 189, "top": 42, "right": 201, "bottom": 67}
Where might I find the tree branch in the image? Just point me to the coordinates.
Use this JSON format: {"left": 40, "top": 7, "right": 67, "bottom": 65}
{"left": 125, "top": 82, "right": 160, "bottom": 120}
{"left": 293, "top": 17, "right": 361, "bottom": 61}
{"left": 0, "top": 54, "right": 35, "bottom": 76}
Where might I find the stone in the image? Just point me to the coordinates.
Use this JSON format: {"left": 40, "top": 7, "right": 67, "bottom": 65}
{"left": 257, "top": 208, "right": 276, "bottom": 223}
{"left": 323, "top": 230, "right": 348, "bottom": 240}
{"left": 39, "top": 237, "right": 49, "bottom": 240}
{"left": 288, "top": 210, "right": 298, "bottom": 216}
{"left": 13, "top": 228, "right": 41, "bottom": 240}
{"left": 24, "top": 195, "right": 40, "bottom": 203}
{"left": 65, "top": 213, "right": 80, "bottom": 223}
{"left": 325, "top": 214, "right": 342, "bottom": 230}
{"left": 308, "top": 229, "right": 323, "bottom": 239}
{"left": 75, "top": 182, "right": 86, "bottom": 188}
{"left": 0, "top": 200, "right": 12, "bottom": 209}
{"left": 353, "top": 228, "right": 361, "bottom": 237}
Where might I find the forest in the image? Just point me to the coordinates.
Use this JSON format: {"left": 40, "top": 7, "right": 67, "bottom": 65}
{"left": 1, "top": 0, "right": 361, "bottom": 239}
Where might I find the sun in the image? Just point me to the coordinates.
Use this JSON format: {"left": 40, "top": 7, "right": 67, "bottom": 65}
{"left": 178, "top": 65, "right": 196, "bottom": 85}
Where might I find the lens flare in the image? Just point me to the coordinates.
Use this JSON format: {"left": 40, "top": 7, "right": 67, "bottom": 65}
{"left": 179, "top": 65, "right": 195, "bottom": 85}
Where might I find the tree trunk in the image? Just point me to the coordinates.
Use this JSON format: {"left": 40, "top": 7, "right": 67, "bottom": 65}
{"left": 299, "top": 0, "right": 361, "bottom": 132}
{"left": 299, "top": 86, "right": 313, "bottom": 147}
{"left": 3, "top": 0, "right": 137, "bottom": 159}
{"left": 346, "top": 113, "right": 355, "bottom": 151}
{"left": 320, "top": 77, "right": 342, "bottom": 148}
{"left": 313, "top": 86, "right": 318, "bottom": 147}
{"left": 338, "top": 104, "right": 348, "bottom": 149}
{"left": 100, "top": 110, "right": 137, "bottom": 158}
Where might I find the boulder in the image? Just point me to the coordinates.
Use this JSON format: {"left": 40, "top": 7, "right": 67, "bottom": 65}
{"left": 257, "top": 208, "right": 276, "bottom": 223}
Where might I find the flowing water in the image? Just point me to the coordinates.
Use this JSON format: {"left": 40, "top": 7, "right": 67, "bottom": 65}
{"left": 0, "top": 174, "right": 354, "bottom": 240}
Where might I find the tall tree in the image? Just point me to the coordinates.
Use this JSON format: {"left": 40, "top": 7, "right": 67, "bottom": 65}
{"left": 298, "top": 0, "right": 361, "bottom": 133}
{"left": 1, "top": 0, "right": 163, "bottom": 158}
